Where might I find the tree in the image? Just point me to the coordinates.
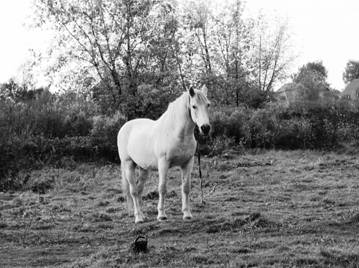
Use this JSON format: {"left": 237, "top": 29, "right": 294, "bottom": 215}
{"left": 30, "top": 0, "right": 295, "bottom": 110}
{"left": 0, "top": 78, "right": 47, "bottom": 103}
{"left": 176, "top": 0, "right": 214, "bottom": 88}
{"left": 291, "top": 61, "right": 330, "bottom": 101}
{"left": 343, "top": 60, "right": 359, "bottom": 84}
{"left": 293, "top": 61, "right": 328, "bottom": 89}
{"left": 33, "top": 0, "right": 179, "bottom": 114}
{"left": 178, "top": 0, "right": 256, "bottom": 106}
{"left": 211, "top": 0, "right": 253, "bottom": 106}
{"left": 252, "top": 15, "right": 292, "bottom": 93}
{"left": 182, "top": 1, "right": 213, "bottom": 75}
{"left": 0, "top": 79, "right": 19, "bottom": 102}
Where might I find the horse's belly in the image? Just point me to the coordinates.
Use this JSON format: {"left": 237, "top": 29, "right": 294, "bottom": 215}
{"left": 127, "top": 124, "right": 157, "bottom": 170}
{"left": 130, "top": 148, "right": 157, "bottom": 169}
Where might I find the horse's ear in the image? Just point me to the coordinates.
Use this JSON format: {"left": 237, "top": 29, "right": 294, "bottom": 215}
{"left": 188, "top": 86, "right": 195, "bottom": 97}
{"left": 201, "top": 85, "right": 208, "bottom": 96}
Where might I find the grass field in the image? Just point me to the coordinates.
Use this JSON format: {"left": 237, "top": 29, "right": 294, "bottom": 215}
{"left": 1, "top": 150, "right": 359, "bottom": 267}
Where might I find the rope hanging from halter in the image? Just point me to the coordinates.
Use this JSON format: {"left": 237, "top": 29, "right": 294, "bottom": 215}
{"left": 197, "top": 144, "right": 202, "bottom": 179}
{"left": 194, "top": 126, "right": 204, "bottom": 204}
{"left": 190, "top": 98, "right": 204, "bottom": 203}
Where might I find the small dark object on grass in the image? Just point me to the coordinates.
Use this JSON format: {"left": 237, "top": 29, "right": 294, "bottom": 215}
{"left": 117, "top": 196, "right": 125, "bottom": 202}
{"left": 130, "top": 235, "right": 148, "bottom": 254}
{"left": 39, "top": 196, "right": 45, "bottom": 204}
{"left": 31, "top": 182, "right": 50, "bottom": 194}
{"left": 246, "top": 212, "right": 261, "bottom": 222}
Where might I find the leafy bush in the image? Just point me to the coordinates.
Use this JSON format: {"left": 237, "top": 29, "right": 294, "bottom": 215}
{"left": 208, "top": 100, "right": 359, "bottom": 154}
{"left": 274, "top": 117, "right": 312, "bottom": 149}
{"left": 0, "top": 91, "right": 101, "bottom": 186}
{"left": 121, "top": 84, "right": 180, "bottom": 120}
{"left": 209, "top": 135, "right": 237, "bottom": 156}
{"left": 248, "top": 106, "right": 279, "bottom": 148}
{"left": 90, "top": 111, "right": 127, "bottom": 161}
{"left": 64, "top": 111, "right": 93, "bottom": 137}
{"left": 211, "top": 106, "right": 251, "bottom": 144}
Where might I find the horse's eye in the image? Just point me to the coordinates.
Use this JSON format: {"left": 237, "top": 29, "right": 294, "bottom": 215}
{"left": 192, "top": 105, "right": 197, "bottom": 109}
{"left": 207, "top": 103, "right": 210, "bottom": 107}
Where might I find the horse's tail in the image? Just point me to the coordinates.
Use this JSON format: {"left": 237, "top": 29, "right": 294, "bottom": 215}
{"left": 121, "top": 162, "right": 133, "bottom": 215}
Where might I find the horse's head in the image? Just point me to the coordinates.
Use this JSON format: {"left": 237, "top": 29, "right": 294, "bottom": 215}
{"left": 188, "top": 85, "right": 211, "bottom": 136}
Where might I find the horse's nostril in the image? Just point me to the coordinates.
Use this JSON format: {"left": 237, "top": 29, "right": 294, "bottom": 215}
{"left": 201, "top": 124, "right": 211, "bottom": 135}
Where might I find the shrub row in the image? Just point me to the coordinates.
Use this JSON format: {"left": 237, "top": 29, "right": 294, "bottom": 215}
{"left": 3, "top": 92, "right": 359, "bottom": 190}
{"left": 0, "top": 94, "right": 124, "bottom": 190}
{"left": 209, "top": 102, "right": 359, "bottom": 153}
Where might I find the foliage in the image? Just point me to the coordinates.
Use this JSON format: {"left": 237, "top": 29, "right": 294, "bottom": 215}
{"left": 33, "top": 0, "right": 180, "bottom": 116}
{"left": 343, "top": 60, "right": 359, "bottom": 84}
{"left": 91, "top": 111, "right": 127, "bottom": 161}
{"left": 250, "top": 14, "right": 292, "bottom": 93}
{"left": 30, "top": 0, "right": 293, "bottom": 109}
{"left": 294, "top": 61, "right": 328, "bottom": 81}
{"left": 209, "top": 100, "right": 359, "bottom": 154}
{"left": 292, "top": 61, "right": 329, "bottom": 91}
{"left": 209, "top": 135, "right": 237, "bottom": 156}
{"left": 0, "top": 87, "right": 98, "bottom": 184}
{"left": 3, "top": 82, "right": 359, "bottom": 190}
{"left": 286, "top": 61, "right": 333, "bottom": 103}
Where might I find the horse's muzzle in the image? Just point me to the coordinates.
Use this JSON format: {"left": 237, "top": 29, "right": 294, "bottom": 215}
{"left": 200, "top": 124, "right": 211, "bottom": 136}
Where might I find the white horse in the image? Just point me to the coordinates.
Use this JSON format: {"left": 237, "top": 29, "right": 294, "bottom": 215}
{"left": 117, "top": 85, "right": 211, "bottom": 223}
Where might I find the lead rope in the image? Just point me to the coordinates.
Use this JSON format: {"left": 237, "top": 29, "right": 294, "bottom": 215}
{"left": 197, "top": 142, "right": 204, "bottom": 204}
{"left": 191, "top": 98, "right": 204, "bottom": 204}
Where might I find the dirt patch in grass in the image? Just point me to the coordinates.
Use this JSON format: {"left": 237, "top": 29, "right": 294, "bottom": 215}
{"left": 347, "top": 213, "right": 359, "bottom": 224}
{"left": 321, "top": 248, "right": 359, "bottom": 267}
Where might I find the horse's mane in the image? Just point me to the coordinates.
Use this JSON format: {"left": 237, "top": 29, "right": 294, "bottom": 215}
{"left": 157, "top": 90, "right": 208, "bottom": 126}
{"left": 158, "top": 92, "right": 189, "bottom": 124}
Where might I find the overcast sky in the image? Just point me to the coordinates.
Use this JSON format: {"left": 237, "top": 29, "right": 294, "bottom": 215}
{"left": 0, "top": 0, "right": 358, "bottom": 90}
{"left": 246, "top": 0, "right": 359, "bottom": 90}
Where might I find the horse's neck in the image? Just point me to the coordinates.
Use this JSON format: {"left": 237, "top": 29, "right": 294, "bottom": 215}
{"left": 161, "top": 93, "right": 195, "bottom": 139}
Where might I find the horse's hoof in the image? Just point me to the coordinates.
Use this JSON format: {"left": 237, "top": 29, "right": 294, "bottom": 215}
{"left": 135, "top": 215, "right": 145, "bottom": 223}
{"left": 157, "top": 215, "right": 168, "bottom": 222}
{"left": 183, "top": 215, "right": 193, "bottom": 221}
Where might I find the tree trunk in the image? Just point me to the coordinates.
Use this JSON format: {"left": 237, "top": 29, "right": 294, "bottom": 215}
{"left": 125, "top": 1, "right": 136, "bottom": 96}
{"left": 202, "top": 26, "right": 212, "bottom": 74}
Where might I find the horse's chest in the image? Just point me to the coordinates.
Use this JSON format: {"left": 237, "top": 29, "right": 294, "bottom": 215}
{"left": 167, "top": 140, "right": 196, "bottom": 167}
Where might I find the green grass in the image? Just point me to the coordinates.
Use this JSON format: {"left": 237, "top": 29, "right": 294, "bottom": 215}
{"left": 1, "top": 150, "right": 359, "bottom": 267}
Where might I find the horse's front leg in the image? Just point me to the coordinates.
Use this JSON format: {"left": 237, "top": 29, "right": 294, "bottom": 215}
{"left": 181, "top": 157, "right": 194, "bottom": 220}
{"left": 157, "top": 157, "right": 169, "bottom": 221}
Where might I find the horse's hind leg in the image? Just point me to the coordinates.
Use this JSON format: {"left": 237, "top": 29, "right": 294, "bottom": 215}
{"left": 124, "top": 159, "right": 145, "bottom": 223}
{"left": 137, "top": 168, "right": 149, "bottom": 207}
{"left": 157, "top": 157, "right": 169, "bottom": 221}
{"left": 121, "top": 162, "right": 133, "bottom": 216}
{"left": 181, "top": 157, "right": 194, "bottom": 220}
